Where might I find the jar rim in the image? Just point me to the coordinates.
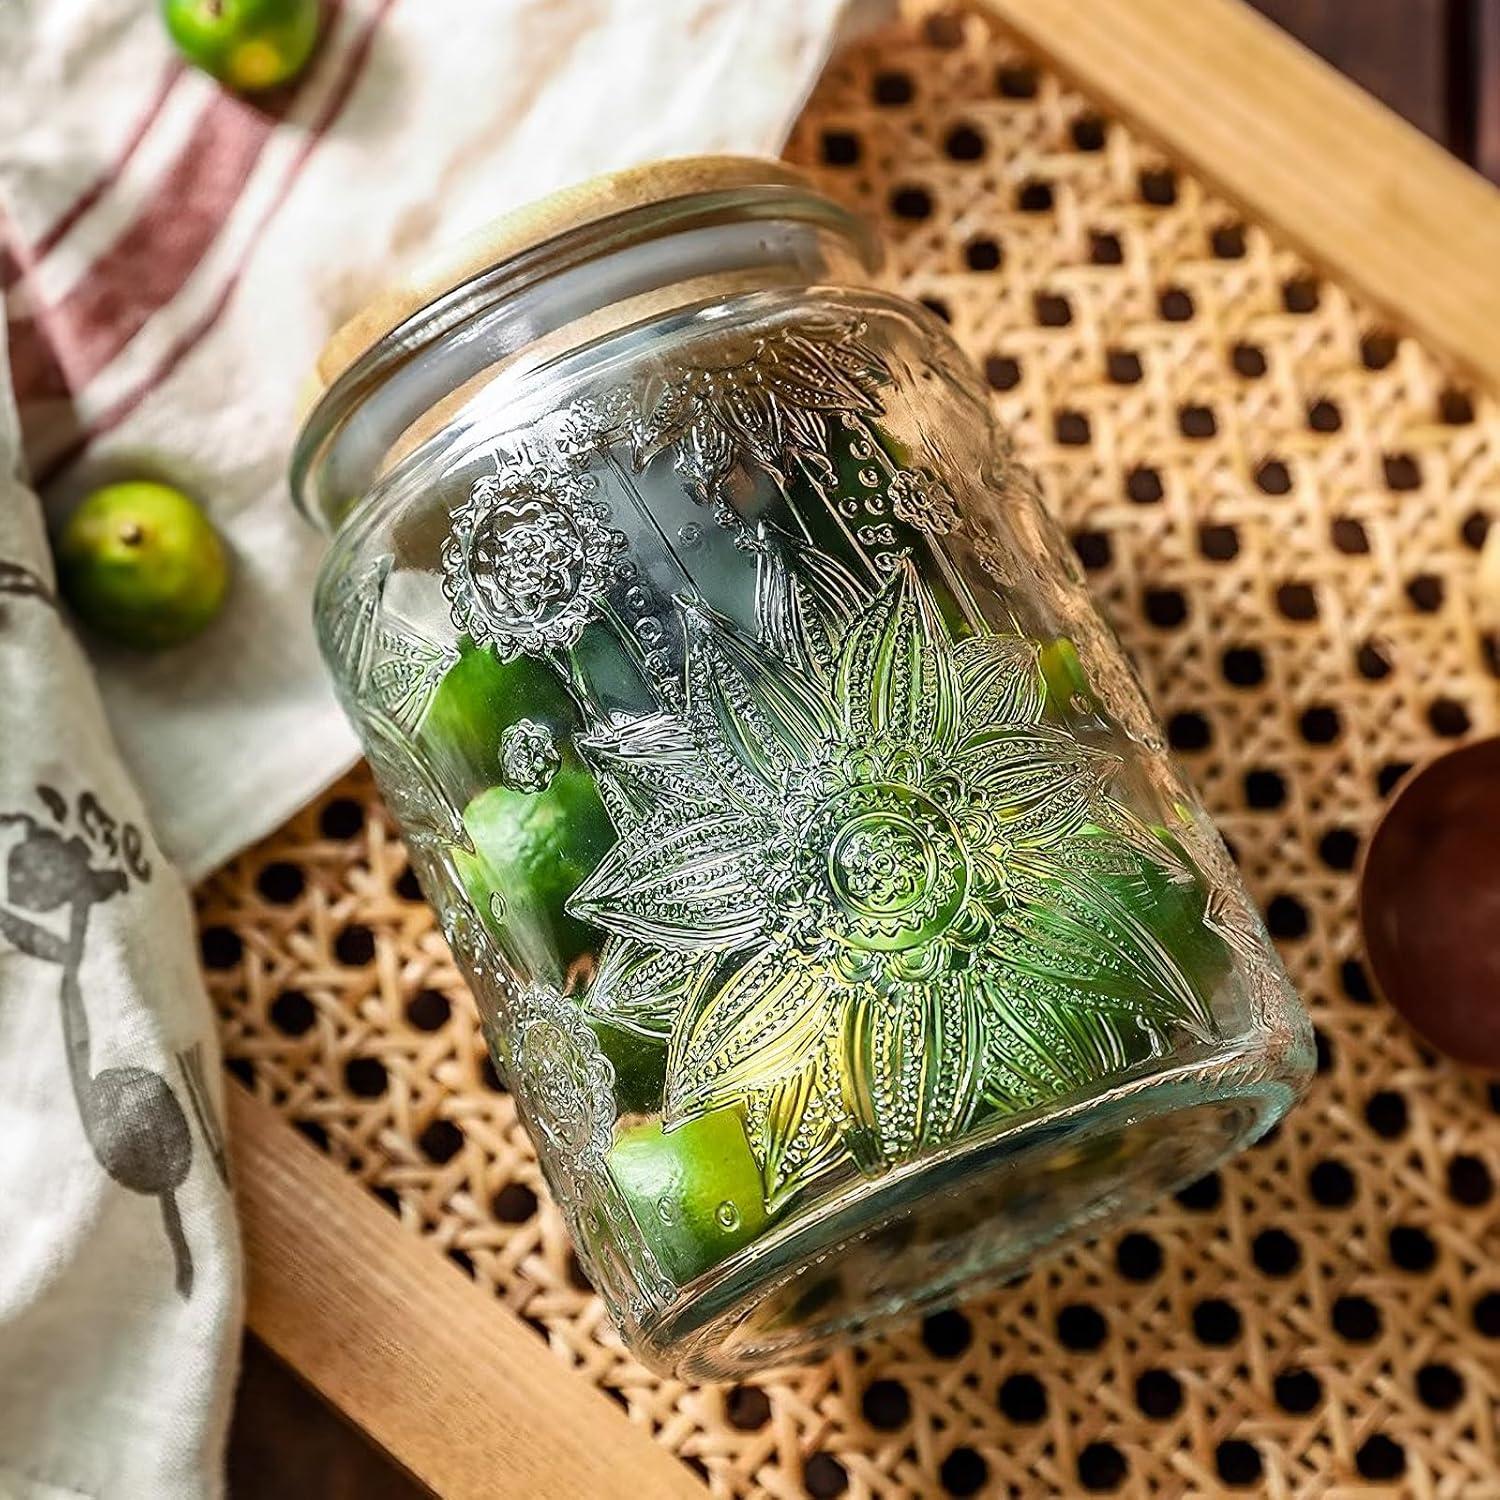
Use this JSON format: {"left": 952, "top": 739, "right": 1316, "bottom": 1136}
{"left": 291, "top": 155, "right": 879, "bottom": 528}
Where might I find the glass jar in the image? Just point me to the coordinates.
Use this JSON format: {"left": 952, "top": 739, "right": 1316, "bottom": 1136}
{"left": 292, "top": 158, "right": 1312, "bottom": 1379}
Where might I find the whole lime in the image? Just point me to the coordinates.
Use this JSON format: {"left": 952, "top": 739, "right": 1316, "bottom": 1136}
{"left": 57, "top": 482, "right": 229, "bottom": 649}
{"left": 609, "top": 1109, "right": 770, "bottom": 1284}
{"left": 459, "top": 770, "right": 613, "bottom": 968}
{"left": 421, "top": 639, "right": 576, "bottom": 802}
{"left": 160, "top": 0, "right": 321, "bottom": 92}
{"left": 592, "top": 1020, "right": 668, "bottom": 1116}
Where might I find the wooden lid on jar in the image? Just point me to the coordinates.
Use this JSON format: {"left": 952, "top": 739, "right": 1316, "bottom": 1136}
{"left": 308, "top": 155, "right": 821, "bottom": 405}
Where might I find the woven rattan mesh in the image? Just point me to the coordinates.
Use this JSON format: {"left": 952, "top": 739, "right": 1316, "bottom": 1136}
{"left": 198, "top": 8, "right": 1500, "bottom": 1494}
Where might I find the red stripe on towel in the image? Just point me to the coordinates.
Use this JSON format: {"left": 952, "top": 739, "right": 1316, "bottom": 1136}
{"left": 0, "top": 60, "right": 187, "bottom": 294}
{"left": 33, "top": 0, "right": 397, "bottom": 486}
{"left": 12, "top": 93, "right": 276, "bottom": 394}
{"left": 7, "top": 0, "right": 351, "bottom": 404}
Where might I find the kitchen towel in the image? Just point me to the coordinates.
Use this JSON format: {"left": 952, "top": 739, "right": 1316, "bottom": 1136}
{"left": 0, "top": 0, "right": 854, "bottom": 882}
{"left": 0, "top": 332, "right": 242, "bottom": 1498}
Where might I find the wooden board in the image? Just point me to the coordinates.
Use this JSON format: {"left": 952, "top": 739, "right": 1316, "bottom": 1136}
{"left": 979, "top": 0, "right": 1500, "bottom": 393}
{"left": 232, "top": 1084, "right": 705, "bottom": 1499}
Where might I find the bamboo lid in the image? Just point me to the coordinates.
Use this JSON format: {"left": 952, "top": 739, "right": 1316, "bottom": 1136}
{"left": 310, "top": 155, "right": 819, "bottom": 403}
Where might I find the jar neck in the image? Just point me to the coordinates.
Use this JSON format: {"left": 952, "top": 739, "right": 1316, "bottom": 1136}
{"left": 292, "top": 185, "right": 880, "bottom": 532}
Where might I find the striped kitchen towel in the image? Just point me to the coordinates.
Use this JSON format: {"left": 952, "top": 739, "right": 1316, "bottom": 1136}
{"left": 0, "top": 329, "right": 240, "bottom": 1500}
{"left": 0, "top": 0, "right": 852, "bottom": 881}
{"left": 0, "top": 4, "right": 851, "bottom": 1493}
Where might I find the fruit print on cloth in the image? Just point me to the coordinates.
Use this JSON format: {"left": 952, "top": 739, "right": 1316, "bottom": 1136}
{"left": 0, "top": 784, "right": 228, "bottom": 1294}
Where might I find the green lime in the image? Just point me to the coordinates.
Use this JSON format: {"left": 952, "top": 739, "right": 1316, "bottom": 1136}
{"left": 57, "top": 481, "right": 229, "bottom": 649}
{"left": 459, "top": 771, "right": 612, "bottom": 967}
{"left": 609, "top": 1109, "right": 769, "bottom": 1283}
{"left": 1095, "top": 825, "right": 1231, "bottom": 995}
{"left": 160, "top": 0, "right": 320, "bottom": 91}
{"left": 593, "top": 1020, "right": 668, "bottom": 1116}
{"left": 421, "top": 639, "right": 577, "bottom": 800}
{"left": 1039, "top": 636, "right": 1093, "bottom": 715}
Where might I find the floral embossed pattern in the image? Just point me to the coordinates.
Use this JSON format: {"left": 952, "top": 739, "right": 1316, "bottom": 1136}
{"left": 443, "top": 452, "right": 625, "bottom": 661}
{"left": 574, "top": 536, "right": 1221, "bottom": 1205}
{"left": 303, "top": 189, "right": 1307, "bottom": 1375}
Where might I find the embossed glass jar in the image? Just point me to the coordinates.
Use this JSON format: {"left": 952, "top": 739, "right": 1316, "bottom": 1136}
{"left": 293, "top": 158, "right": 1313, "bottom": 1378}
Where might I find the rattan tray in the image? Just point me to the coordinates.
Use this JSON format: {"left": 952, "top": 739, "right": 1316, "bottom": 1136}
{"left": 201, "top": 2, "right": 1500, "bottom": 1494}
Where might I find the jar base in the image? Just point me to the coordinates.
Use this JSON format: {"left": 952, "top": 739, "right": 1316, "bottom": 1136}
{"left": 635, "top": 1061, "right": 1294, "bottom": 1379}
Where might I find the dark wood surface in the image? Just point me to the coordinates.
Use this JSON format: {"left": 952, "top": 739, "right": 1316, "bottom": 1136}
{"left": 230, "top": 1339, "right": 427, "bottom": 1499}
{"left": 1250, "top": 0, "right": 1452, "bottom": 143}
{"left": 1246, "top": 0, "right": 1500, "bottom": 183}
{"left": 225, "top": 5, "right": 1500, "bottom": 1494}
{"left": 1477, "top": 0, "right": 1500, "bottom": 181}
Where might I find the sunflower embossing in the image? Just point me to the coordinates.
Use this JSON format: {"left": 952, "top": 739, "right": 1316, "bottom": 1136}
{"left": 630, "top": 322, "right": 891, "bottom": 501}
{"left": 443, "top": 452, "right": 625, "bottom": 660}
{"left": 570, "top": 537, "right": 1222, "bottom": 1207}
{"left": 498, "top": 718, "right": 561, "bottom": 793}
{"left": 510, "top": 982, "right": 617, "bottom": 1175}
